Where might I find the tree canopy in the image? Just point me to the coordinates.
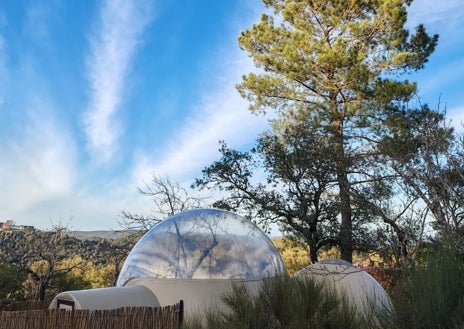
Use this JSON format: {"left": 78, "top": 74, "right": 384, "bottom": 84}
{"left": 235, "top": 0, "right": 438, "bottom": 262}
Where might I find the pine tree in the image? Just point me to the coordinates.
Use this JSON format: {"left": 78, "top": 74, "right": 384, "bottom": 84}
{"left": 237, "top": 0, "right": 438, "bottom": 262}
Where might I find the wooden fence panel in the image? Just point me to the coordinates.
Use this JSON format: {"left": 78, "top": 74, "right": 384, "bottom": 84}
{"left": 0, "top": 304, "right": 181, "bottom": 329}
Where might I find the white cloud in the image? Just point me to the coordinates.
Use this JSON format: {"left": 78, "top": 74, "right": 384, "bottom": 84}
{"left": 83, "top": 0, "right": 154, "bottom": 163}
{"left": 0, "top": 96, "right": 77, "bottom": 214}
{"left": 407, "top": 0, "right": 464, "bottom": 50}
{"left": 8, "top": 183, "right": 146, "bottom": 231}
{"left": 131, "top": 50, "right": 269, "bottom": 185}
{"left": 130, "top": 1, "right": 268, "bottom": 185}
{"left": 23, "top": 0, "right": 61, "bottom": 43}
{"left": 0, "top": 11, "right": 7, "bottom": 83}
{"left": 448, "top": 106, "right": 464, "bottom": 133}
{"left": 408, "top": 0, "right": 464, "bottom": 28}
{"left": 0, "top": 5, "right": 79, "bottom": 224}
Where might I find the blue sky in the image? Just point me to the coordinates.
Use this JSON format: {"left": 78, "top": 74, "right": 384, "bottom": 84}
{"left": 0, "top": 0, "right": 462, "bottom": 231}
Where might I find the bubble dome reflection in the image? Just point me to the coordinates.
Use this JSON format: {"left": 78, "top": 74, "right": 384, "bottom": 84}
{"left": 117, "top": 209, "right": 285, "bottom": 286}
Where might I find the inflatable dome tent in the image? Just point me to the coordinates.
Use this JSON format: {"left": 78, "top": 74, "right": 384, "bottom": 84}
{"left": 51, "top": 209, "right": 285, "bottom": 314}
{"left": 117, "top": 208, "right": 285, "bottom": 314}
{"left": 294, "top": 259, "right": 392, "bottom": 313}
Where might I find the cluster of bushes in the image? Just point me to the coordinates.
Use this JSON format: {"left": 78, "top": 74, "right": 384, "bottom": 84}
{"left": 0, "top": 257, "right": 116, "bottom": 304}
{"left": 0, "top": 228, "right": 137, "bottom": 303}
{"left": 184, "top": 243, "right": 464, "bottom": 329}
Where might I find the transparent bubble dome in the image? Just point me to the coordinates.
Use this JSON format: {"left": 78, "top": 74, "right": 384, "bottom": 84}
{"left": 117, "top": 209, "right": 285, "bottom": 286}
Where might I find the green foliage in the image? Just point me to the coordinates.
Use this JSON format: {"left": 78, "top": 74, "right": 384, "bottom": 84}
{"left": 83, "top": 263, "right": 116, "bottom": 288}
{"left": 195, "top": 125, "right": 341, "bottom": 263}
{"left": 0, "top": 228, "right": 87, "bottom": 301}
{"left": 273, "top": 238, "right": 310, "bottom": 275}
{"left": 183, "top": 245, "right": 464, "bottom": 329}
{"left": 0, "top": 228, "right": 135, "bottom": 301}
{"left": 389, "top": 243, "right": 464, "bottom": 329}
{"left": 0, "top": 264, "right": 25, "bottom": 303}
{"left": 377, "top": 104, "right": 464, "bottom": 241}
{"left": 237, "top": 0, "right": 437, "bottom": 116}
{"left": 379, "top": 105, "right": 453, "bottom": 163}
{"left": 52, "top": 273, "right": 91, "bottom": 293}
{"left": 234, "top": 0, "right": 438, "bottom": 263}
{"left": 183, "top": 275, "right": 372, "bottom": 329}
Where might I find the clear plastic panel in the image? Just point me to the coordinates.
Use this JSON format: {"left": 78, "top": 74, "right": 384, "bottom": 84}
{"left": 117, "top": 209, "right": 285, "bottom": 286}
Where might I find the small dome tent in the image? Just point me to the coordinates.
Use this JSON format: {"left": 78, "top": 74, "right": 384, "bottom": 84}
{"left": 294, "top": 259, "right": 392, "bottom": 313}
{"left": 117, "top": 208, "right": 285, "bottom": 314}
{"left": 49, "top": 285, "right": 159, "bottom": 310}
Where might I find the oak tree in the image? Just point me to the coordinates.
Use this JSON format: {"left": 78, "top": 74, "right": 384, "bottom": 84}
{"left": 195, "top": 124, "right": 342, "bottom": 263}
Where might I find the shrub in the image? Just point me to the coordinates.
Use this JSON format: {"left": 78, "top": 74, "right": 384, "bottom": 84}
{"left": 184, "top": 243, "right": 464, "bottom": 329}
{"left": 184, "top": 275, "right": 377, "bottom": 329}
{"left": 389, "top": 243, "right": 464, "bottom": 329}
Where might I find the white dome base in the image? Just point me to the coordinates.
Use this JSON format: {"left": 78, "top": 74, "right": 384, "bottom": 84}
{"left": 126, "top": 277, "right": 262, "bottom": 316}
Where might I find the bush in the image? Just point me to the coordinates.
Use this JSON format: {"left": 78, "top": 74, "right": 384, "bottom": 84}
{"left": 184, "top": 275, "right": 377, "bottom": 329}
{"left": 184, "top": 243, "right": 464, "bottom": 329}
{"left": 389, "top": 243, "right": 464, "bottom": 329}
{"left": 0, "top": 264, "right": 25, "bottom": 304}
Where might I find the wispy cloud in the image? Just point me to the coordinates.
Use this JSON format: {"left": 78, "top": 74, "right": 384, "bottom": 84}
{"left": 131, "top": 50, "right": 269, "bottom": 185}
{"left": 0, "top": 3, "right": 79, "bottom": 226}
{"left": 407, "top": 0, "right": 464, "bottom": 50}
{"left": 130, "top": 1, "right": 268, "bottom": 185}
{"left": 0, "top": 11, "right": 7, "bottom": 82}
{"left": 448, "top": 106, "right": 464, "bottom": 133}
{"left": 23, "top": 0, "right": 61, "bottom": 44}
{"left": 83, "top": 0, "right": 154, "bottom": 163}
{"left": 415, "top": 57, "right": 464, "bottom": 97}
{"left": 0, "top": 96, "right": 77, "bottom": 214}
{"left": 408, "top": 0, "right": 464, "bottom": 29}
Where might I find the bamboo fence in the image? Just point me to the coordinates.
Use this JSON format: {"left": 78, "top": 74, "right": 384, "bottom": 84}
{"left": 0, "top": 304, "right": 181, "bottom": 329}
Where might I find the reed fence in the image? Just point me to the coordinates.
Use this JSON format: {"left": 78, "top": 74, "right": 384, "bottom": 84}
{"left": 0, "top": 303, "right": 181, "bottom": 329}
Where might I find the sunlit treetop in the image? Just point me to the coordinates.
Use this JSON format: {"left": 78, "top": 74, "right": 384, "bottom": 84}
{"left": 238, "top": 0, "right": 438, "bottom": 121}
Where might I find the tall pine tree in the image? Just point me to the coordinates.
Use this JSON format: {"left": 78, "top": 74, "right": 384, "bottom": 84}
{"left": 237, "top": 0, "right": 438, "bottom": 262}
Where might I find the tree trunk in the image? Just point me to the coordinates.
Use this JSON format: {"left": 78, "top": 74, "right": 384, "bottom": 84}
{"left": 309, "top": 239, "right": 318, "bottom": 264}
{"left": 38, "top": 278, "right": 48, "bottom": 302}
{"left": 333, "top": 118, "right": 353, "bottom": 263}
